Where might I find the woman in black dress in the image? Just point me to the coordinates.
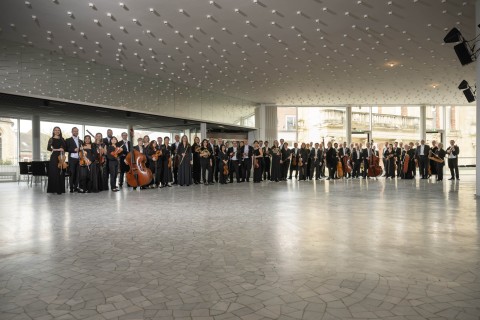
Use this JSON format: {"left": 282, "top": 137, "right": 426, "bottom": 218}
{"left": 192, "top": 136, "right": 201, "bottom": 184}
{"left": 298, "top": 143, "right": 309, "bottom": 181}
{"left": 177, "top": 135, "right": 192, "bottom": 186}
{"left": 95, "top": 133, "right": 108, "bottom": 191}
{"left": 79, "top": 135, "right": 99, "bottom": 193}
{"left": 160, "top": 136, "right": 172, "bottom": 187}
{"left": 270, "top": 140, "right": 281, "bottom": 182}
{"left": 384, "top": 144, "right": 396, "bottom": 179}
{"left": 218, "top": 144, "right": 229, "bottom": 184}
{"left": 253, "top": 140, "right": 263, "bottom": 183}
{"left": 147, "top": 140, "right": 161, "bottom": 188}
{"left": 47, "top": 126, "right": 67, "bottom": 194}
{"left": 106, "top": 136, "right": 120, "bottom": 192}
{"left": 199, "top": 139, "right": 213, "bottom": 185}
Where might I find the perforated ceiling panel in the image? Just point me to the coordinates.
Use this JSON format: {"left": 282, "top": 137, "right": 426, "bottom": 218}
{"left": 0, "top": 0, "right": 476, "bottom": 106}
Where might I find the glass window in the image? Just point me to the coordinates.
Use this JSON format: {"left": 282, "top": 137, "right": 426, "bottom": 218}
{"left": 446, "top": 106, "right": 476, "bottom": 166}
{"left": 19, "top": 119, "right": 32, "bottom": 162}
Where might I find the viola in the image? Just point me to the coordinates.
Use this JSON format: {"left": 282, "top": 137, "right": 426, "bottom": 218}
{"left": 152, "top": 149, "right": 162, "bottom": 161}
{"left": 110, "top": 146, "right": 123, "bottom": 158}
{"left": 97, "top": 145, "right": 106, "bottom": 165}
{"left": 79, "top": 147, "right": 92, "bottom": 166}
{"left": 125, "top": 128, "right": 153, "bottom": 187}
{"left": 57, "top": 151, "right": 68, "bottom": 170}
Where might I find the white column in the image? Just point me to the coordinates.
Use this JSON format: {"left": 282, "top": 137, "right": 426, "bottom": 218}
{"left": 32, "top": 114, "right": 41, "bottom": 161}
{"left": 419, "top": 105, "right": 426, "bottom": 141}
{"left": 476, "top": 0, "right": 480, "bottom": 197}
{"left": 255, "top": 104, "right": 277, "bottom": 143}
{"left": 345, "top": 106, "right": 352, "bottom": 144}
{"left": 200, "top": 122, "right": 207, "bottom": 140}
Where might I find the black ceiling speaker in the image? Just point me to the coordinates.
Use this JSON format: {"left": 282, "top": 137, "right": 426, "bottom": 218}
{"left": 463, "top": 88, "right": 475, "bottom": 103}
{"left": 454, "top": 42, "right": 474, "bottom": 65}
{"left": 444, "top": 27, "right": 462, "bottom": 43}
{"left": 458, "top": 80, "right": 469, "bottom": 90}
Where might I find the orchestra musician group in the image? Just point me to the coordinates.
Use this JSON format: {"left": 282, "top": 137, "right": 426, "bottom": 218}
{"left": 46, "top": 126, "right": 461, "bottom": 194}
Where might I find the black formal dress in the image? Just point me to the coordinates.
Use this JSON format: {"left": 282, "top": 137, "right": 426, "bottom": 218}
{"left": 47, "top": 137, "right": 67, "bottom": 194}
{"left": 430, "top": 146, "right": 438, "bottom": 176}
{"left": 384, "top": 150, "right": 395, "bottom": 178}
{"left": 253, "top": 148, "right": 262, "bottom": 183}
{"left": 262, "top": 147, "right": 271, "bottom": 181}
{"left": 106, "top": 145, "right": 119, "bottom": 190}
{"left": 435, "top": 149, "right": 446, "bottom": 181}
{"left": 79, "top": 145, "right": 99, "bottom": 193}
{"left": 96, "top": 143, "right": 108, "bottom": 191}
{"left": 281, "top": 147, "right": 291, "bottom": 180}
{"left": 270, "top": 147, "right": 282, "bottom": 182}
{"left": 219, "top": 151, "right": 229, "bottom": 184}
{"left": 160, "top": 145, "right": 173, "bottom": 186}
{"left": 147, "top": 147, "right": 162, "bottom": 186}
{"left": 192, "top": 143, "right": 201, "bottom": 184}
{"left": 177, "top": 143, "right": 192, "bottom": 186}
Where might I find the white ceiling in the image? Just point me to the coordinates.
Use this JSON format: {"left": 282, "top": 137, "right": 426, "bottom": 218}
{"left": 0, "top": 0, "right": 476, "bottom": 106}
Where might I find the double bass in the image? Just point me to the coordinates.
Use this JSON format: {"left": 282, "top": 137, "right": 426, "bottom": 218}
{"left": 342, "top": 155, "right": 352, "bottom": 174}
{"left": 125, "top": 127, "right": 153, "bottom": 187}
{"left": 403, "top": 153, "right": 410, "bottom": 174}
{"left": 367, "top": 150, "right": 383, "bottom": 178}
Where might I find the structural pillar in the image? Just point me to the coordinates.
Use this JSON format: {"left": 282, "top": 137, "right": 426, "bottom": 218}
{"left": 200, "top": 122, "right": 207, "bottom": 140}
{"left": 419, "top": 105, "right": 426, "bottom": 141}
{"left": 476, "top": 0, "right": 480, "bottom": 197}
{"left": 345, "top": 106, "right": 352, "bottom": 144}
{"left": 255, "top": 104, "right": 277, "bottom": 143}
{"left": 32, "top": 114, "right": 41, "bottom": 161}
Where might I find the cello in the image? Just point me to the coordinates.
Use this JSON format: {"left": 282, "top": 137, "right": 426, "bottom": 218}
{"left": 367, "top": 149, "right": 382, "bottom": 178}
{"left": 125, "top": 127, "right": 153, "bottom": 187}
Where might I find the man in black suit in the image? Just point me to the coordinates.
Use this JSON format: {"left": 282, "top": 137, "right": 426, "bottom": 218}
{"left": 117, "top": 132, "right": 131, "bottom": 188}
{"left": 415, "top": 139, "right": 430, "bottom": 179}
{"left": 352, "top": 144, "right": 362, "bottom": 179}
{"left": 65, "top": 127, "right": 82, "bottom": 192}
{"left": 325, "top": 142, "right": 337, "bottom": 180}
{"left": 240, "top": 140, "right": 253, "bottom": 182}
{"left": 228, "top": 141, "right": 242, "bottom": 183}
{"left": 309, "top": 143, "right": 322, "bottom": 180}
{"left": 361, "top": 142, "right": 373, "bottom": 179}
{"left": 289, "top": 143, "right": 299, "bottom": 179}
{"left": 446, "top": 140, "right": 460, "bottom": 180}
{"left": 171, "top": 135, "right": 180, "bottom": 185}
{"left": 103, "top": 129, "right": 114, "bottom": 146}
{"left": 209, "top": 138, "right": 218, "bottom": 183}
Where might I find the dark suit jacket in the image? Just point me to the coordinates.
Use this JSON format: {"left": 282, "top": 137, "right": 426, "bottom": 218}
{"left": 326, "top": 147, "right": 337, "bottom": 167}
{"left": 65, "top": 137, "right": 83, "bottom": 158}
{"left": 352, "top": 149, "right": 362, "bottom": 163}
{"left": 227, "top": 147, "right": 242, "bottom": 160}
{"left": 116, "top": 140, "right": 132, "bottom": 157}
{"left": 280, "top": 147, "right": 291, "bottom": 162}
{"left": 415, "top": 145, "right": 430, "bottom": 157}
{"left": 446, "top": 145, "right": 460, "bottom": 157}
{"left": 240, "top": 145, "right": 254, "bottom": 159}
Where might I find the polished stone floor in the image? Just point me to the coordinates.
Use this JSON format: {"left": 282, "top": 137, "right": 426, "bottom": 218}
{"left": 0, "top": 176, "right": 479, "bottom": 320}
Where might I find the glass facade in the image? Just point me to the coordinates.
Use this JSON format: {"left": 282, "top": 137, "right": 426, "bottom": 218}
{"left": 277, "top": 106, "right": 476, "bottom": 166}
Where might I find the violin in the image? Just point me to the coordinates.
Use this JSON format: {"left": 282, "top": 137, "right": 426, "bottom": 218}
{"left": 97, "top": 144, "right": 106, "bottom": 165}
{"left": 110, "top": 146, "right": 123, "bottom": 158}
{"left": 152, "top": 148, "right": 162, "bottom": 161}
{"left": 57, "top": 151, "right": 68, "bottom": 170}
{"left": 298, "top": 155, "right": 303, "bottom": 167}
{"left": 79, "top": 147, "right": 91, "bottom": 167}
{"left": 168, "top": 157, "right": 172, "bottom": 168}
